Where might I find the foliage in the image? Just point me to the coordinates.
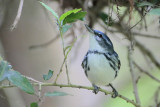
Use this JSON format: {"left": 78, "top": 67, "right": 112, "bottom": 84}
{"left": 30, "top": 102, "right": 38, "bottom": 107}
{"left": 149, "top": 8, "right": 160, "bottom": 15}
{"left": 1, "top": 2, "right": 87, "bottom": 107}
{"left": 0, "top": 58, "right": 34, "bottom": 94}
{"left": 43, "top": 70, "right": 54, "bottom": 81}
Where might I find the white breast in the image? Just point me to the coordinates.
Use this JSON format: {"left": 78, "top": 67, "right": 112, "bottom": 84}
{"left": 87, "top": 53, "right": 115, "bottom": 86}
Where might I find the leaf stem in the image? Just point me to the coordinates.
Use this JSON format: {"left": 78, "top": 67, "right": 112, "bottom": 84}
{"left": 54, "top": 25, "right": 71, "bottom": 84}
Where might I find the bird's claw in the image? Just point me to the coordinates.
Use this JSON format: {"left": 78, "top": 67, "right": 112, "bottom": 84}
{"left": 109, "top": 83, "right": 118, "bottom": 98}
{"left": 111, "top": 89, "right": 118, "bottom": 98}
{"left": 92, "top": 84, "right": 100, "bottom": 94}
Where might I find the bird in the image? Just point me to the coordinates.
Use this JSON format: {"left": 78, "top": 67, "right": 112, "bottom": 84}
{"left": 81, "top": 24, "right": 121, "bottom": 98}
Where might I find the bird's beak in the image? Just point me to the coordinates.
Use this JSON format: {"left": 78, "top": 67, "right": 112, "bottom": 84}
{"left": 85, "top": 24, "right": 94, "bottom": 34}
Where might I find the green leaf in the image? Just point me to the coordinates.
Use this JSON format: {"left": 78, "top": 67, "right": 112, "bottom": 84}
{"left": 0, "top": 61, "right": 11, "bottom": 81}
{"left": 30, "top": 102, "right": 38, "bottom": 107}
{"left": 62, "top": 24, "right": 72, "bottom": 34}
{"left": 8, "top": 70, "right": 35, "bottom": 94}
{"left": 43, "top": 70, "right": 54, "bottom": 80}
{"left": 99, "top": 12, "right": 113, "bottom": 26}
{"left": 63, "top": 11, "right": 87, "bottom": 25}
{"left": 45, "top": 91, "right": 70, "bottom": 97}
{"left": 59, "top": 8, "right": 82, "bottom": 22}
{"left": 137, "top": 1, "right": 154, "bottom": 7}
{"left": 0, "top": 58, "right": 34, "bottom": 94}
{"left": 149, "top": 8, "right": 160, "bottom": 16}
{"left": 39, "top": 2, "right": 59, "bottom": 20}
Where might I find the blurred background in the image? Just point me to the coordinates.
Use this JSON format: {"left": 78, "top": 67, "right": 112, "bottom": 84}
{"left": 0, "top": 0, "right": 160, "bottom": 107}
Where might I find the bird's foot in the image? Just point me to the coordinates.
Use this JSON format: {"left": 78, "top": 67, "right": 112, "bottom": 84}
{"left": 109, "top": 83, "right": 118, "bottom": 98}
{"left": 92, "top": 84, "right": 100, "bottom": 94}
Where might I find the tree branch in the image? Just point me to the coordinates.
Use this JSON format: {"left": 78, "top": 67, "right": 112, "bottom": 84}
{"left": 10, "top": 0, "right": 24, "bottom": 31}
{"left": 128, "top": 47, "right": 141, "bottom": 105}
{"left": 134, "top": 62, "right": 160, "bottom": 83}
{"left": 29, "top": 34, "right": 59, "bottom": 49}
{"left": 0, "top": 82, "right": 140, "bottom": 107}
{"left": 133, "top": 32, "right": 160, "bottom": 39}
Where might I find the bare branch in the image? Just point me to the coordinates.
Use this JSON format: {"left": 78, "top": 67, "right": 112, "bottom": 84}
{"left": 29, "top": 34, "right": 59, "bottom": 49}
{"left": 111, "top": 22, "right": 160, "bottom": 69}
{"left": 23, "top": 75, "right": 43, "bottom": 84}
{"left": 134, "top": 62, "right": 160, "bottom": 83}
{"left": 10, "top": 0, "right": 24, "bottom": 31}
{"left": 128, "top": 47, "right": 141, "bottom": 105}
{"left": 154, "top": 87, "right": 160, "bottom": 106}
{"left": 133, "top": 32, "right": 160, "bottom": 39}
{"left": 54, "top": 58, "right": 66, "bottom": 84}
{"left": 136, "top": 41, "right": 160, "bottom": 69}
{"left": 0, "top": 82, "right": 140, "bottom": 107}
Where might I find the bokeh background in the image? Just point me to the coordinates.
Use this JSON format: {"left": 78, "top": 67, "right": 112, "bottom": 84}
{"left": 0, "top": 0, "right": 160, "bottom": 107}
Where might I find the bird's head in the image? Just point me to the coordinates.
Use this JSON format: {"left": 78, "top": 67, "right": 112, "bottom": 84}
{"left": 85, "top": 24, "right": 114, "bottom": 53}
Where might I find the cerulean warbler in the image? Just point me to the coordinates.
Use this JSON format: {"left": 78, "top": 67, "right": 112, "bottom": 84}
{"left": 82, "top": 24, "right": 121, "bottom": 98}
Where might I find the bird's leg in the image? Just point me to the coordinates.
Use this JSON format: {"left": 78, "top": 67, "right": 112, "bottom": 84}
{"left": 109, "top": 83, "right": 118, "bottom": 98}
{"left": 92, "top": 84, "right": 100, "bottom": 94}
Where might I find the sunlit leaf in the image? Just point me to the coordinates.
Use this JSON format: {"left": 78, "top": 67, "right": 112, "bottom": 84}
{"left": 62, "top": 24, "right": 72, "bottom": 34}
{"left": 45, "top": 91, "right": 70, "bottom": 97}
{"left": 149, "top": 8, "right": 160, "bottom": 16}
{"left": 60, "top": 8, "right": 82, "bottom": 22}
{"left": 43, "top": 70, "right": 54, "bottom": 81}
{"left": 63, "top": 11, "right": 87, "bottom": 25}
{"left": 39, "top": 2, "right": 59, "bottom": 20}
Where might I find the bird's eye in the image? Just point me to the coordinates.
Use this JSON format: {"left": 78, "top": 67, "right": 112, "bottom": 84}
{"left": 97, "top": 33, "right": 102, "bottom": 38}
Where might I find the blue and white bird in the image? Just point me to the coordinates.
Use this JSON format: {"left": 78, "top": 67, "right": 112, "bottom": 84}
{"left": 82, "top": 24, "right": 121, "bottom": 98}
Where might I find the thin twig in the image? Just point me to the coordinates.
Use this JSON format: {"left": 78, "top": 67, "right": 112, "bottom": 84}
{"left": 134, "top": 62, "right": 160, "bottom": 83}
{"left": 154, "top": 87, "right": 160, "bottom": 106}
{"left": 112, "top": 22, "right": 160, "bottom": 69}
{"left": 64, "top": 61, "right": 70, "bottom": 84}
{"left": 0, "top": 83, "right": 140, "bottom": 107}
{"left": 128, "top": 13, "right": 146, "bottom": 31}
{"left": 128, "top": 47, "right": 141, "bottom": 105}
{"left": 133, "top": 32, "right": 160, "bottom": 39}
{"left": 10, "top": 0, "right": 24, "bottom": 31}
{"left": 38, "top": 84, "right": 42, "bottom": 102}
{"left": 59, "top": 29, "right": 71, "bottom": 84}
{"left": 128, "top": 6, "right": 152, "bottom": 31}
{"left": 54, "top": 58, "right": 66, "bottom": 84}
{"left": 29, "top": 34, "right": 59, "bottom": 49}
{"left": 136, "top": 41, "right": 160, "bottom": 69}
{"left": 23, "top": 75, "right": 43, "bottom": 84}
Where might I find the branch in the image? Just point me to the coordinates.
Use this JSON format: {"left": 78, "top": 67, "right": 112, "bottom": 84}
{"left": 154, "top": 87, "right": 160, "bottom": 106}
{"left": 133, "top": 32, "right": 160, "bottom": 39}
{"left": 134, "top": 62, "right": 160, "bottom": 83}
{"left": 0, "top": 82, "right": 140, "bottom": 107}
{"left": 128, "top": 47, "right": 141, "bottom": 105}
{"left": 112, "top": 22, "right": 160, "bottom": 69}
{"left": 136, "top": 41, "right": 160, "bottom": 69}
{"left": 10, "top": 0, "right": 24, "bottom": 31}
{"left": 29, "top": 34, "right": 59, "bottom": 49}
{"left": 54, "top": 57, "right": 66, "bottom": 84}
